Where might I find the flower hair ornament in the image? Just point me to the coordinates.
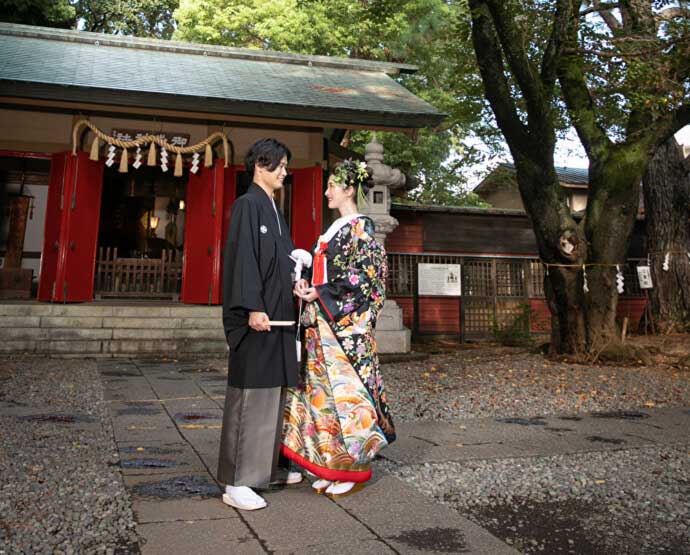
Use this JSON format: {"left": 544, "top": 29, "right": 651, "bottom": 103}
{"left": 333, "top": 158, "right": 371, "bottom": 206}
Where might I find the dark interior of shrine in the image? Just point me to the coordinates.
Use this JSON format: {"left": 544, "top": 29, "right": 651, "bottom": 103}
{"left": 98, "top": 166, "right": 187, "bottom": 260}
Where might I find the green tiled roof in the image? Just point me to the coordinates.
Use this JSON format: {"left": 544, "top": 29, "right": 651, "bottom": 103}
{"left": 0, "top": 23, "right": 445, "bottom": 128}
{"left": 474, "top": 162, "right": 590, "bottom": 193}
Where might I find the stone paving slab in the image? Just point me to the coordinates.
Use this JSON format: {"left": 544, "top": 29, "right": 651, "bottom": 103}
{"left": 137, "top": 519, "right": 263, "bottom": 555}
{"left": 161, "top": 397, "right": 221, "bottom": 412}
{"left": 132, "top": 494, "right": 233, "bottom": 524}
{"left": 335, "top": 476, "right": 519, "bottom": 555}
{"left": 175, "top": 424, "right": 223, "bottom": 447}
{"left": 241, "top": 484, "right": 378, "bottom": 552}
{"left": 117, "top": 443, "right": 207, "bottom": 476}
{"left": 274, "top": 538, "right": 398, "bottom": 554}
{"left": 140, "top": 379, "right": 207, "bottom": 399}
{"left": 3, "top": 357, "right": 687, "bottom": 554}
{"left": 112, "top": 421, "right": 182, "bottom": 443}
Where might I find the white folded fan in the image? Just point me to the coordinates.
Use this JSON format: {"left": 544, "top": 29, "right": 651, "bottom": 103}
{"left": 268, "top": 320, "right": 295, "bottom": 326}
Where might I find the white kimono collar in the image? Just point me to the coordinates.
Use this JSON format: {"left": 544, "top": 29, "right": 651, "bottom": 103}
{"left": 315, "top": 213, "right": 364, "bottom": 251}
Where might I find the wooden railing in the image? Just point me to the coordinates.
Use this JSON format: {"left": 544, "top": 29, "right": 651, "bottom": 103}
{"left": 95, "top": 247, "right": 182, "bottom": 299}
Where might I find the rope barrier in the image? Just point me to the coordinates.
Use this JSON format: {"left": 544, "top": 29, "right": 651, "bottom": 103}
{"left": 71, "top": 119, "right": 230, "bottom": 176}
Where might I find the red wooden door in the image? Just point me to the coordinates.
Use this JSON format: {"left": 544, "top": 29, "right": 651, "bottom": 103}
{"left": 290, "top": 166, "right": 323, "bottom": 250}
{"left": 181, "top": 160, "right": 226, "bottom": 304}
{"left": 221, "top": 166, "right": 240, "bottom": 252}
{"left": 37, "top": 153, "right": 67, "bottom": 301}
{"left": 219, "top": 166, "right": 240, "bottom": 305}
{"left": 38, "top": 152, "right": 103, "bottom": 302}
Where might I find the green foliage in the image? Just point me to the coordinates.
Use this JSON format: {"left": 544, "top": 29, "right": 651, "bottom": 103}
{"left": 491, "top": 303, "right": 534, "bottom": 347}
{"left": 0, "top": 0, "right": 179, "bottom": 38}
{"left": 0, "top": 0, "right": 75, "bottom": 27}
{"left": 174, "top": 0, "right": 494, "bottom": 207}
{"left": 75, "top": 0, "right": 178, "bottom": 38}
{"left": 573, "top": 0, "right": 689, "bottom": 141}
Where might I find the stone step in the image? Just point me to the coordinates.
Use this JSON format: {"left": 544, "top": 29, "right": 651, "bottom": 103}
{"left": 0, "top": 328, "right": 113, "bottom": 341}
{"left": 0, "top": 303, "right": 222, "bottom": 318}
{"left": 0, "top": 302, "right": 228, "bottom": 356}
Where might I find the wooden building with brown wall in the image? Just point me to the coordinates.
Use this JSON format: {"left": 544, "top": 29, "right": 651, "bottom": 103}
{"left": 385, "top": 203, "right": 648, "bottom": 339}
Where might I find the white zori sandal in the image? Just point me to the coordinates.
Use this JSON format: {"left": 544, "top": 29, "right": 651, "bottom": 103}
{"left": 284, "top": 471, "right": 304, "bottom": 485}
{"left": 311, "top": 479, "right": 332, "bottom": 494}
{"left": 325, "top": 481, "right": 364, "bottom": 499}
{"left": 222, "top": 486, "right": 267, "bottom": 511}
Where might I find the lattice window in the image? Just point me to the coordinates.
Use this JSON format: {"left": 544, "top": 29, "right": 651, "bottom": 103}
{"left": 623, "top": 262, "right": 644, "bottom": 297}
{"left": 386, "top": 253, "right": 413, "bottom": 296}
{"left": 496, "top": 261, "right": 525, "bottom": 297}
{"left": 463, "top": 260, "right": 493, "bottom": 297}
{"left": 529, "top": 260, "right": 545, "bottom": 297}
{"left": 462, "top": 298, "right": 494, "bottom": 335}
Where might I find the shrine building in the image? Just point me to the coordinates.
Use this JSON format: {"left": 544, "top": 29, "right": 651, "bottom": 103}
{"left": 0, "top": 22, "right": 443, "bottom": 306}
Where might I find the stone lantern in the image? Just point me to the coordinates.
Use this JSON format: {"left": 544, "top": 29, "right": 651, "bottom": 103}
{"left": 358, "top": 134, "right": 411, "bottom": 353}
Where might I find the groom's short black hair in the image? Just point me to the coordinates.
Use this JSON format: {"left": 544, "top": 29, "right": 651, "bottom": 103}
{"left": 245, "top": 138, "right": 292, "bottom": 174}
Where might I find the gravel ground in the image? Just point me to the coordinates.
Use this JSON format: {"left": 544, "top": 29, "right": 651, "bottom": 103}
{"left": 1, "top": 338, "right": 689, "bottom": 555}
{"left": 382, "top": 344, "right": 690, "bottom": 422}
{"left": 0, "top": 359, "right": 138, "bottom": 555}
{"left": 379, "top": 341, "right": 690, "bottom": 555}
{"left": 389, "top": 446, "right": 690, "bottom": 554}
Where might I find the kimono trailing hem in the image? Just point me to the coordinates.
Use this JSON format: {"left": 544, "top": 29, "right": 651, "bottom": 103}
{"left": 280, "top": 445, "right": 372, "bottom": 483}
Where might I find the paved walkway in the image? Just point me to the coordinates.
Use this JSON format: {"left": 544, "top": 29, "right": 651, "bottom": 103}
{"left": 101, "top": 359, "right": 688, "bottom": 554}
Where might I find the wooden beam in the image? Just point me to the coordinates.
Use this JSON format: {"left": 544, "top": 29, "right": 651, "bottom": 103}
{"left": 0, "top": 97, "right": 417, "bottom": 134}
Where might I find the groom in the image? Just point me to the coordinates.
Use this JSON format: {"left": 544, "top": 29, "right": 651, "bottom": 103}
{"left": 218, "top": 138, "right": 302, "bottom": 511}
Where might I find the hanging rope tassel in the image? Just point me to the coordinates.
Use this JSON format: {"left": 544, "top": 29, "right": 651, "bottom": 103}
{"left": 174, "top": 152, "right": 183, "bottom": 177}
{"left": 582, "top": 264, "right": 589, "bottom": 293}
{"left": 89, "top": 136, "right": 100, "bottom": 161}
{"left": 204, "top": 143, "right": 213, "bottom": 167}
{"left": 118, "top": 147, "right": 129, "bottom": 173}
{"left": 147, "top": 142, "right": 156, "bottom": 166}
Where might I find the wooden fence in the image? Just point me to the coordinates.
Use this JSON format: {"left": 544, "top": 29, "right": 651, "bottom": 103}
{"left": 95, "top": 247, "right": 182, "bottom": 299}
{"left": 386, "top": 253, "right": 645, "bottom": 339}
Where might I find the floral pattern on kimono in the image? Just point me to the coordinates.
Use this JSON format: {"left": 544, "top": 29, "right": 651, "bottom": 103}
{"left": 313, "top": 217, "right": 395, "bottom": 443}
{"left": 281, "top": 216, "right": 395, "bottom": 483}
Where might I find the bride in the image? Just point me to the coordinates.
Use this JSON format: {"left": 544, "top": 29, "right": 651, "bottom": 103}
{"left": 282, "top": 159, "right": 395, "bottom": 498}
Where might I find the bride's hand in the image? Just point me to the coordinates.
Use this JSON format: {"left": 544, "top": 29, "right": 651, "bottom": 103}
{"left": 298, "top": 287, "right": 318, "bottom": 303}
{"left": 293, "top": 278, "right": 309, "bottom": 297}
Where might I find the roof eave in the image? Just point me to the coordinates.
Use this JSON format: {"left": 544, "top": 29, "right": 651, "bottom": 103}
{"left": 0, "top": 80, "right": 446, "bottom": 129}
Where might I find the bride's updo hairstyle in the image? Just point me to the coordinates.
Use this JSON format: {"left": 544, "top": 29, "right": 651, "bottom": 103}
{"left": 332, "top": 158, "right": 374, "bottom": 205}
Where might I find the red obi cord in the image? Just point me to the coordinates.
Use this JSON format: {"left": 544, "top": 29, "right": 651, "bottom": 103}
{"left": 311, "top": 242, "right": 328, "bottom": 286}
{"left": 281, "top": 445, "right": 372, "bottom": 483}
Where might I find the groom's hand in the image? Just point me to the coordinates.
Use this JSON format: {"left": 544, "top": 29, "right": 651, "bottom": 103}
{"left": 248, "top": 311, "right": 270, "bottom": 331}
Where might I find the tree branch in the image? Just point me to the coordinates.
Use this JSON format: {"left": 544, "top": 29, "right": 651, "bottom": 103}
{"left": 656, "top": 7, "right": 690, "bottom": 21}
{"left": 468, "top": 0, "right": 532, "bottom": 149}
{"left": 619, "top": 0, "right": 656, "bottom": 35}
{"left": 580, "top": 1, "right": 620, "bottom": 19}
{"left": 582, "top": 0, "right": 622, "bottom": 31}
{"left": 541, "top": 0, "right": 573, "bottom": 90}
{"left": 484, "top": 0, "right": 549, "bottom": 124}
{"left": 557, "top": 0, "right": 613, "bottom": 161}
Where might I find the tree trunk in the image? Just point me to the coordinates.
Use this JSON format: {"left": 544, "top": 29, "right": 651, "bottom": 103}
{"left": 642, "top": 138, "right": 690, "bottom": 332}
{"left": 581, "top": 150, "right": 646, "bottom": 353}
{"left": 511, "top": 155, "right": 587, "bottom": 354}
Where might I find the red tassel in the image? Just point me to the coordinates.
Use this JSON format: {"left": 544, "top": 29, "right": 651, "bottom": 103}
{"left": 312, "top": 243, "right": 328, "bottom": 285}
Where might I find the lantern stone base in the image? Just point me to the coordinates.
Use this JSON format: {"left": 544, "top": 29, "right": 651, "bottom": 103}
{"left": 375, "top": 301, "right": 411, "bottom": 353}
